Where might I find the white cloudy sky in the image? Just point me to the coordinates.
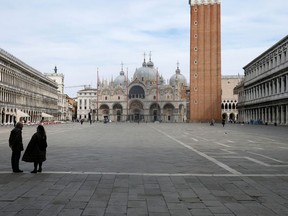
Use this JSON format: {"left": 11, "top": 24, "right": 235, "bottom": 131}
{"left": 1, "top": 0, "right": 287, "bottom": 97}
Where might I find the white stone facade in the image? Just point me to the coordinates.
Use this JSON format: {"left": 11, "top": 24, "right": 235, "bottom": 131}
{"left": 45, "top": 68, "right": 69, "bottom": 121}
{"left": 189, "top": 0, "right": 220, "bottom": 6}
{"left": 221, "top": 75, "right": 243, "bottom": 122}
{"left": 77, "top": 57, "right": 188, "bottom": 123}
{"left": 236, "top": 35, "right": 288, "bottom": 125}
{"left": 0, "top": 48, "right": 58, "bottom": 125}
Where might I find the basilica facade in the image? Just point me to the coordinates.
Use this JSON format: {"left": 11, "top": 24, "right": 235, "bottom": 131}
{"left": 77, "top": 56, "right": 188, "bottom": 123}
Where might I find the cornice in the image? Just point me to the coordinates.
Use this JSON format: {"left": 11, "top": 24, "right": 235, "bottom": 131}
{"left": 0, "top": 48, "right": 58, "bottom": 87}
{"left": 189, "top": 0, "right": 221, "bottom": 6}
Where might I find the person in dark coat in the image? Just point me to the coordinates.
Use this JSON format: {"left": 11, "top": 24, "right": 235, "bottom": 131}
{"left": 222, "top": 118, "right": 226, "bottom": 127}
{"left": 22, "top": 125, "right": 47, "bottom": 173}
{"left": 9, "top": 122, "right": 24, "bottom": 173}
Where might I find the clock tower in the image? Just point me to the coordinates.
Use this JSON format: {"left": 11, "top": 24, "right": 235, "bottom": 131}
{"left": 189, "top": 0, "right": 222, "bottom": 122}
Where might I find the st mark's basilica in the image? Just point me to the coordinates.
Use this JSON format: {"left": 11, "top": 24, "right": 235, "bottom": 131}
{"left": 77, "top": 54, "right": 188, "bottom": 123}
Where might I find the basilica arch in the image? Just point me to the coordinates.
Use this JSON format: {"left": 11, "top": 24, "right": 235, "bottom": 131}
{"left": 163, "top": 103, "right": 175, "bottom": 122}
{"left": 112, "top": 103, "right": 123, "bottom": 122}
{"left": 149, "top": 103, "right": 161, "bottom": 122}
{"left": 129, "top": 85, "right": 145, "bottom": 99}
{"left": 129, "top": 100, "right": 144, "bottom": 122}
{"left": 99, "top": 104, "right": 110, "bottom": 121}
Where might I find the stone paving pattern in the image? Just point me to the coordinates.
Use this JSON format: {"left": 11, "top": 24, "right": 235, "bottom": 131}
{"left": 0, "top": 122, "right": 288, "bottom": 216}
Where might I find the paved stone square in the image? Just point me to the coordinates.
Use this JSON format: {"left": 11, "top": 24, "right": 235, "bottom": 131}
{"left": 0, "top": 122, "right": 288, "bottom": 216}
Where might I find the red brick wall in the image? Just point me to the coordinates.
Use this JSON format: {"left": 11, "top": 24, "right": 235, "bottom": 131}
{"left": 189, "top": 3, "right": 222, "bottom": 122}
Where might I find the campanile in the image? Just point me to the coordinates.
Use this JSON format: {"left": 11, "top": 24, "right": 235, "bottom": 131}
{"left": 189, "top": 0, "right": 222, "bottom": 122}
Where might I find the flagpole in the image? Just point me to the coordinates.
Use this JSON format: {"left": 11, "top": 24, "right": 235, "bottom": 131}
{"left": 126, "top": 68, "right": 129, "bottom": 121}
{"left": 96, "top": 68, "right": 99, "bottom": 122}
{"left": 156, "top": 68, "right": 159, "bottom": 121}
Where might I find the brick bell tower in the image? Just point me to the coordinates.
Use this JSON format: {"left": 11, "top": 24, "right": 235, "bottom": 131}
{"left": 189, "top": 0, "right": 222, "bottom": 122}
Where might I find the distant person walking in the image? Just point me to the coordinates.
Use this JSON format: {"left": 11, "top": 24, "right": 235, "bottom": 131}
{"left": 210, "top": 119, "right": 215, "bottom": 126}
{"left": 9, "top": 122, "right": 24, "bottom": 173}
{"left": 222, "top": 118, "right": 225, "bottom": 127}
{"left": 13, "top": 116, "right": 16, "bottom": 127}
{"left": 22, "top": 125, "right": 47, "bottom": 173}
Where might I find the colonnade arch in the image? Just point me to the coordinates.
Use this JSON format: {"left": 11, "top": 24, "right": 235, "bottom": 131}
{"left": 239, "top": 104, "right": 288, "bottom": 125}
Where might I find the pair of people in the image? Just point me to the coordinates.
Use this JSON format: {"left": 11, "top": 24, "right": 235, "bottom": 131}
{"left": 9, "top": 123, "right": 47, "bottom": 173}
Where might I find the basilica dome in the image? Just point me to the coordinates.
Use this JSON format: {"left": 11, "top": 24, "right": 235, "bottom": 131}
{"left": 169, "top": 64, "right": 187, "bottom": 87}
{"left": 114, "top": 69, "right": 127, "bottom": 87}
{"left": 133, "top": 58, "right": 157, "bottom": 84}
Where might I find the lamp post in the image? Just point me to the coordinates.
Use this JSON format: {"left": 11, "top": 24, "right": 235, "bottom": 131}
{"left": 96, "top": 68, "right": 99, "bottom": 122}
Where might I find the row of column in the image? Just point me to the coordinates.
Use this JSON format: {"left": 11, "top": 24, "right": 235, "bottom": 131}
{"left": 0, "top": 107, "right": 45, "bottom": 125}
{"left": 245, "top": 74, "right": 288, "bottom": 101}
{"left": 1, "top": 113, "right": 29, "bottom": 125}
{"left": 240, "top": 104, "right": 288, "bottom": 125}
{"left": 246, "top": 53, "right": 288, "bottom": 78}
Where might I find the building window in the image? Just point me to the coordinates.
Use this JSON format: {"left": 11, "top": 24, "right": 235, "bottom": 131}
{"left": 118, "top": 96, "right": 120, "bottom": 100}
{"left": 129, "top": 86, "right": 145, "bottom": 99}
{"left": 105, "top": 96, "right": 107, "bottom": 100}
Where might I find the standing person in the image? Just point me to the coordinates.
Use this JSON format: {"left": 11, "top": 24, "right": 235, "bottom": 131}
{"left": 9, "top": 122, "right": 24, "bottom": 173}
{"left": 210, "top": 119, "right": 215, "bottom": 126}
{"left": 13, "top": 116, "right": 16, "bottom": 127}
{"left": 222, "top": 118, "right": 225, "bottom": 127}
{"left": 22, "top": 125, "right": 47, "bottom": 173}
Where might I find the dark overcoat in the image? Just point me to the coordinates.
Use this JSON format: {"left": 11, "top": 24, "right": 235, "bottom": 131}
{"left": 22, "top": 133, "right": 47, "bottom": 163}
{"left": 9, "top": 127, "right": 24, "bottom": 152}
